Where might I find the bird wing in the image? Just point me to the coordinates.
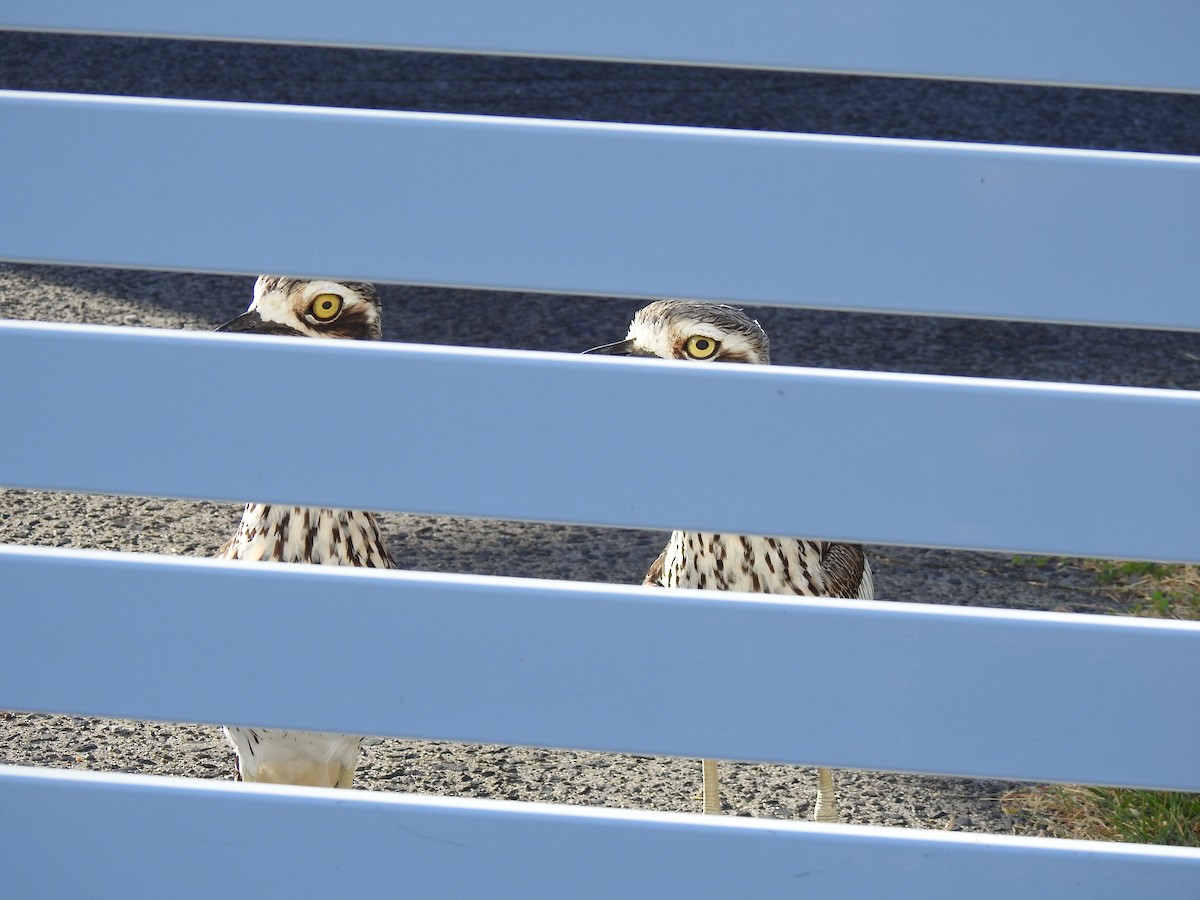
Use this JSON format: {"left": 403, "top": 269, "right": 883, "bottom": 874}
{"left": 643, "top": 546, "right": 668, "bottom": 587}
{"left": 818, "top": 541, "right": 870, "bottom": 600}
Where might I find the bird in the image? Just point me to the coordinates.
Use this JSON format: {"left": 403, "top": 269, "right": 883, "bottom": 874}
{"left": 213, "top": 275, "right": 394, "bottom": 788}
{"left": 585, "top": 299, "right": 873, "bottom": 823}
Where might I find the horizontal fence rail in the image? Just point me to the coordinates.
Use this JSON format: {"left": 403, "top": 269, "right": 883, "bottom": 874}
{"left": 3, "top": 320, "right": 1200, "bottom": 562}
{"left": 4, "top": 767, "right": 1200, "bottom": 900}
{"left": 3, "top": 91, "right": 1200, "bottom": 329}
{"left": 4, "top": 1, "right": 1200, "bottom": 93}
{"left": 3, "top": 545, "right": 1200, "bottom": 792}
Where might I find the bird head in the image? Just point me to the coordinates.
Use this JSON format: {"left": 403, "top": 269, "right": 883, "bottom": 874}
{"left": 216, "top": 276, "right": 382, "bottom": 340}
{"left": 585, "top": 299, "right": 769, "bottom": 364}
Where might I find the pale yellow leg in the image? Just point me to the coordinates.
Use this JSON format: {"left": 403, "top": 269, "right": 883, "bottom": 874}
{"left": 702, "top": 758, "right": 721, "bottom": 814}
{"left": 814, "top": 766, "right": 838, "bottom": 823}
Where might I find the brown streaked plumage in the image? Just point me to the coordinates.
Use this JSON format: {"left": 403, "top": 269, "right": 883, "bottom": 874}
{"left": 587, "top": 299, "right": 873, "bottom": 823}
{"left": 215, "top": 276, "right": 394, "bottom": 789}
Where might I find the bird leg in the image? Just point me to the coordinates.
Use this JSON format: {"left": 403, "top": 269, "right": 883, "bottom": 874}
{"left": 702, "top": 758, "right": 721, "bottom": 814}
{"left": 814, "top": 765, "right": 838, "bottom": 823}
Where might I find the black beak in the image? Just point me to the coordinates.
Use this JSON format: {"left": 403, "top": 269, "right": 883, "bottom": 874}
{"left": 215, "top": 310, "right": 306, "bottom": 337}
{"left": 582, "top": 338, "right": 638, "bottom": 356}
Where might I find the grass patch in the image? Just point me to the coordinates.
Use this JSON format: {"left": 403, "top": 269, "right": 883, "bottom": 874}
{"left": 1005, "top": 559, "right": 1200, "bottom": 845}
{"left": 1085, "top": 560, "right": 1200, "bottom": 620}
{"left": 1005, "top": 786, "right": 1200, "bottom": 847}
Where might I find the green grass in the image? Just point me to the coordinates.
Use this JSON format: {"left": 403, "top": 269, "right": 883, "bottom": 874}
{"left": 1006, "top": 786, "right": 1200, "bottom": 847}
{"left": 1005, "top": 559, "right": 1200, "bottom": 846}
{"left": 1086, "top": 559, "right": 1200, "bottom": 620}
{"left": 1093, "top": 559, "right": 1171, "bottom": 583}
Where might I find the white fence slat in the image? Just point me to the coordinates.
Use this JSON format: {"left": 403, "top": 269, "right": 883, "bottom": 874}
{"left": 4, "top": 546, "right": 1199, "bottom": 791}
{"left": 4, "top": 321, "right": 1200, "bottom": 563}
{"left": 3, "top": 91, "right": 1200, "bottom": 330}
{"left": 3, "top": 1, "right": 1199, "bottom": 93}
{"left": 3, "top": 767, "right": 1199, "bottom": 900}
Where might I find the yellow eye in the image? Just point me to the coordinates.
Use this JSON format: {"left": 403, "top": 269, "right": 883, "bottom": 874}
{"left": 309, "top": 293, "right": 343, "bottom": 321}
{"left": 684, "top": 335, "right": 719, "bottom": 360}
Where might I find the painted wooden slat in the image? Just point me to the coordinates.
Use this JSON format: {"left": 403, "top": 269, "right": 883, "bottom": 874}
{"left": 4, "top": 546, "right": 1199, "bottom": 791}
{"left": 4, "top": 321, "right": 1200, "bottom": 563}
{"left": 3, "top": 767, "right": 1200, "bottom": 900}
{"left": 3, "top": 1, "right": 1200, "bottom": 93}
{"left": 3, "top": 92, "right": 1200, "bottom": 330}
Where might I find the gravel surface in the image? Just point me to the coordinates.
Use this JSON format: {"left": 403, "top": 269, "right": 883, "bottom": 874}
{"left": 2, "top": 30, "right": 1197, "bottom": 835}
